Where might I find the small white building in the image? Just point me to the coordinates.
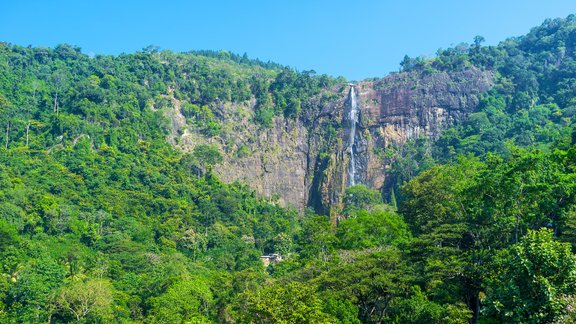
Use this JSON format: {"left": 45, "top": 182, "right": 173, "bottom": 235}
{"left": 260, "top": 253, "right": 283, "bottom": 267}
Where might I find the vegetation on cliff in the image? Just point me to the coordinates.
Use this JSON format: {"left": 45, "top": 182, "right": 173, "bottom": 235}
{"left": 0, "top": 14, "right": 575, "bottom": 323}
{"left": 388, "top": 15, "right": 576, "bottom": 200}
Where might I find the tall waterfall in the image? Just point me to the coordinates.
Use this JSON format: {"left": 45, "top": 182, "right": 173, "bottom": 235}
{"left": 347, "top": 86, "right": 359, "bottom": 186}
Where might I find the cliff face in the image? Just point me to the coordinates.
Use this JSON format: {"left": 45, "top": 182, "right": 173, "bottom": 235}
{"left": 352, "top": 68, "right": 494, "bottom": 194}
{"left": 169, "top": 99, "right": 316, "bottom": 210}
{"left": 168, "top": 67, "right": 493, "bottom": 213}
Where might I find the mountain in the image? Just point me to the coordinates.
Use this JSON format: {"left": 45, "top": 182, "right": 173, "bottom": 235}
{"left": 167, "top": 15, "right": 576, "bottom": 215}
{"left": 0, "top": 14, "right": 575, "bottom": 323}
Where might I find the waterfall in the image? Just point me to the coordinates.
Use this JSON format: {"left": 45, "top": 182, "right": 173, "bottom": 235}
{"left": 347, "top": 86, "right": 359, "bottom": 186}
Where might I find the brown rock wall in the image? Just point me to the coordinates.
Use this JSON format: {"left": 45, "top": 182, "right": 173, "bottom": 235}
{"left": 169, "top": 67, "right": 493, "bottom": 212}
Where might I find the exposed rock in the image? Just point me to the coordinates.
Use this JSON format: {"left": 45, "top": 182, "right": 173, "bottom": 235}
{"left": 171, "top": 100, "right": 313, "bottom": 210}
{"left": 167, "top": 67, "right": 493, "bottom": 214}
{"left": 351, "top": 68, "right": 493, "bottom": 198}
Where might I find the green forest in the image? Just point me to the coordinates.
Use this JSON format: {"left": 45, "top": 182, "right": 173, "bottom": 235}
{"left": 0, "top": 14, "right": 576, "bottom": 323}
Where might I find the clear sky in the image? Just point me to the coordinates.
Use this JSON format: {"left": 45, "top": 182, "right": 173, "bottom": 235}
{"left": 1, "top": 1, "right": 576, "bottom": 80}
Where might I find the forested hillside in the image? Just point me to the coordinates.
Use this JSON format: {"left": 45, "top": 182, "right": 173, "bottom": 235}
{"left": 0, "top": 43, "right": 337, "bottom": 322}
{"left": 0, "top": 15, "right": 575, "bottom": 323}
{"left": 387, "top": 15, "right": 576, "bottom": 195}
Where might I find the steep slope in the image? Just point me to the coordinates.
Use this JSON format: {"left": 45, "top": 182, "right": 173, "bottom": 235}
{"left": 6, "top": 13, "right": 574, "bottom": 217}
{"left": 1, "top": 14, "right": 576, "bottom": 323}
{"left": 168, "top": 67, "right": 493, "bottom": 214}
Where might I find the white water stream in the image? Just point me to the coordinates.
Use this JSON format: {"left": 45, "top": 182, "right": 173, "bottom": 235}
{"left": 347, "top": 86, "right": 359, "bottom": 186}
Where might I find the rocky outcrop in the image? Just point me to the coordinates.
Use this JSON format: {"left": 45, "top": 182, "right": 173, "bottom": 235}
{"left": 170, "top": 100, "right": 315, "bottom": 210}
{"left": 167, "top": 67, "right": 493, "bottom": 214}
{"left": 361, "top": 68, "right": 493, "bottom": 139}
{"left": 352, "top": 68, "right": 493, "bottom": 194}
{"left": 307, "top": 68, "right": 493, "bottom": 215}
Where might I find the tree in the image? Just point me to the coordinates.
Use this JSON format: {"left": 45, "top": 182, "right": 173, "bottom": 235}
{"left": 343, "top": 184, "right": 382, "bottom": 215}
{"left": 52, "top": 279, "right": 113, "bottom": 322}
{"left": 337, "top": 207, "right": 411, "bottom": 249}
{"left": 51, "top": 70, "right": 68, "bottom": 115}
{"left": 483, "top": 229, "right": 576, "bottom": 322}
{"left": 236, "top": 281, "right": 337, "bottom": 323}
{"left": 400, "top": 158, "right": 482, "bottom": 235}
{"left": 193, "top": 144, "right": 223, "bottom": 173}
{"left": 473, "top": 35, "right": 485, "bottom": 48}
{"left": 314, "top": 247, "right": 413, "bottom": 323}
{"left": 0, "top": 219, "right": 19, "bottom": 250}
{"left": 0, "top": 95, "right": 14, "bottom": 149}
{"left": 269, "top": 232, "right": 292, "bottom": 255}
{"left": 147, "top": 278, "right": 213, "bottom": 323}
{"left": 7, "top": 258, "right": 66, "bottom": 323}
{"left": 400, "top": 55, "right": 424, "bottom": 71}
{"left": 297, "top": 214, "right": 337, "bottom": 261}
{"left": 179, "top": 228, "right": 208, "bottom": 260}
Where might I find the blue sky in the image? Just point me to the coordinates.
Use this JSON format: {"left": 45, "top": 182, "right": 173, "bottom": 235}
{"left": 1, "top": 1, "right": 576, "bottom": 80}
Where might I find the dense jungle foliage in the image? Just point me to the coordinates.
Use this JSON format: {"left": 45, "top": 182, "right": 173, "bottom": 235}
{"left": 0, "top": 14, "right": 575, "bottom": 323}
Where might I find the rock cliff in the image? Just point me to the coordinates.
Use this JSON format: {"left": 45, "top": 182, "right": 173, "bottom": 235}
{"left": 168, "top": 67, "right": 493, "bottom": 214}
